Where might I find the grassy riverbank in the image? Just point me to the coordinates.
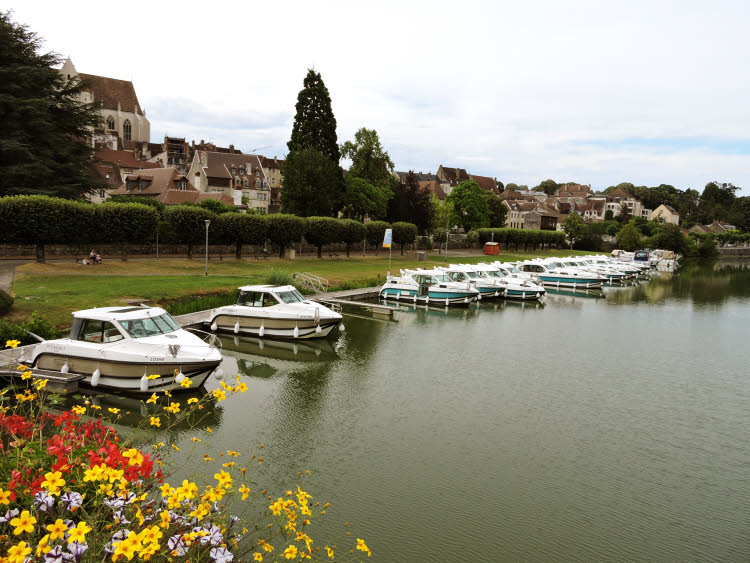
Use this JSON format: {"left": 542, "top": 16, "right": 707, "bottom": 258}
{"left": 10, "top": 249, "right": 593, "bottom": 327}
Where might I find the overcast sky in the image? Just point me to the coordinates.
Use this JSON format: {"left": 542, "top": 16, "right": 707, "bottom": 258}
{"left": 8, "top": 0, "right": 750, "bottom": 192}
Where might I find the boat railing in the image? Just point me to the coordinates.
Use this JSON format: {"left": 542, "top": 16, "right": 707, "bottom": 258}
{"left": 185, "top": 328, "right": 223, "bottom": 351}
{"left": 293, "top": 272, "right": 330, "bottom": 293}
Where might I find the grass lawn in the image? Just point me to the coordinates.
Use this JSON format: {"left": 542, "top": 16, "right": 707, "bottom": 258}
{"left": 10, "top": 248, "right": 595, "bottom": 328}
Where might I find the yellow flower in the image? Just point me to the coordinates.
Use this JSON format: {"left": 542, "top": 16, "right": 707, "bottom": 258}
{"left": 227, "top": 450, "right": 240, "bottom": 457}
{"left": 10, "top": 510, "right": 36, "bottom": 535}
{"left": 214, "top": 470, "right": 232, "bottom": 488}
{"left": 137, "top": 525, "right": 162, "bottom": 545}
{"left": 356, "top": 538, "right": 371, "bottom": 557}
{"left": 326, "top": 546, "right": 335, "bottom": 559}
{"left": 90, "top": 404, "right": 101, "bottom": 410}
{"left": 180, "top": 377, "right": 193, "bottom": 388}
{"left": 7, "top": 541, "right": 31, "bottom": 561}
{"left": 171, "top": 444, "right": 180, "bottom": 451}
{"left": 146, "top": 393, "right": 158, "bottom": 404}
{"left": 6, "top": 339, "right": 21, "bottom": 348}
{"left": 41, "top": 471, "right": 65, "bottom": 495}
{"left": 187, "top": 397, "right": 198, "bottom": 404}
{"left": 254, "top": 553, "right": 263, "bottom": 562}
{"left": 164, "top": 402, "right": 180, "bottom": 414}
{"left": 160, "top": 483, "right": 175, "bottom": 497}
{"left": 68, "top": 521, "right": 92, "bottom": 544}
{"left": 211, "top": 388, "right": 227, "bottom": 402}
{"left": 159, "top": 510, "right": 171, "bottom": 529}
{"left": 0, "top": 488, "right": 11, "bottom": 505}
{"left": 192, "top": 437, "right": 201, "bottom": 443}
{"left": 261, "top": 542, "right": 274, "bottom": 553}
{"left": 236, "top": 382, "right": 248, "bottom": 393}
{"left": 72, "top": 405, "right": 86, "bottom": 415}
{"left": 206, "top": 426, "right": 213, "bottom": 433}
{"left": 113, "top": 530, "right": 142, "bottom": 560}
{"left": 146, "top": 374, "right": 161, "bottom": 380}
{"left": 36, "top": 533, "right": 52, "bottom": 556}
{"left": 203, "top": 455, "right": 214, "bottom": 462}
{"left": 223, "top": 461, "right": 234, "bottom": 468}
{"left": 149, "top": 416, "right": 161, "bottom": 427}
{"left": 46, "top": 519, "right": 68, "bottom": 541}
{"left": 33, "top": 378, "right": 48, "bottom": 389}
{"left": 284, "top": 545, "right": 298, "bottom": 559}
{"left": 16, "top": 364, "right": 28, "bottom": 370}
{"left": 21, "top": 371, "right": 33, "bottom": 380}
{"left": 163, "top": 389, "right": 172, "bottom": 397}
{"left": 122, "top": 448, "right": 144, "bottom": 466}
{"left": 239, "top": 484, "right": 250, "bottom": 500}
{"left": 108, "top": 408, "right": 120, "bottom": 414}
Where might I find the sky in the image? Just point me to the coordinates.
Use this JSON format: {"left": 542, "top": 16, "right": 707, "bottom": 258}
{"left": 7, "top": 0, "right": 750, "bottom": 193}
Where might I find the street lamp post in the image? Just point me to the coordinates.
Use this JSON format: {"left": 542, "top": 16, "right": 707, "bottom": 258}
{"left": 204, "top": 220, "right": 211, "bottom": 276}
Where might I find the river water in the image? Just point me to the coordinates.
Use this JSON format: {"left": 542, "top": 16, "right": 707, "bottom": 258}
{"left": 92, "top": 260, "right": 750, "bottom": 561}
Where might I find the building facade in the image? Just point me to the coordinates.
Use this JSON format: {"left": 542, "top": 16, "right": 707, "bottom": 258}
{"left": 188, "top": 151, "right": 270, "bottom": 212}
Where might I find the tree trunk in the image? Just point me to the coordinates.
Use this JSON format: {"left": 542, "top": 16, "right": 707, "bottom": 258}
{"left": 121, "top": 242, "right": 128, "bottom": 262}
{"left": 235, "top": 242, "right": 242, "bottom": 260}
{"left": 279, "top": 244, "right": 285, "bottom": 259}
{"left": 346, "top": 242, "right": 351, "bottom": 257}
{"left": 317, "top": 245, "right": 322, "bottom": 259}
{"left": 188, "top": 243, "right": 193, "bottom": 259}
{"left": 400, "top": 243, "right": 405, "bottom": 256}
{"left": 36, "top": 243, "right": 45, "bottom": 263}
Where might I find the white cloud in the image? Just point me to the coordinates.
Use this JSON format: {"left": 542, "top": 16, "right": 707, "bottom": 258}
{"left": 7, "top": 0, "right": 749, "bottom": 192}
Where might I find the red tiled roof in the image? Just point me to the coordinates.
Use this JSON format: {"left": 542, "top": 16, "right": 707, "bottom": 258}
{"left": 607, "top": 187, "right": 633, "bottom": 199}
{"left": 79, "top": 73, "right": 144, "bottom": 115}
{"left": 469, "top": 174, "right": 498, "bottom": 193}
{"left": 110, "top": 167, "right": 195, "bottom": 197}
{"left": 96, "top": 150, "right": 162, "bottom": 170}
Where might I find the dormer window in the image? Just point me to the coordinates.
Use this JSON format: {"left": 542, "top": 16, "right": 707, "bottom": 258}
{"left": 231, "top": 167, "right": 236, "bottom": 174}
{"left": 255, "top": 170, "right": 259, "bottom": 177}
{"left": 179, "top": 180, "right": 187, "bottom": 191}
{"left": 239, "top": 167, "right": 245, "bottom": 174}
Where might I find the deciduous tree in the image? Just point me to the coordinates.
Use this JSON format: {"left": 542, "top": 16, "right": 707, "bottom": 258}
{"left": 561, "top": 213, "right": 586, "bottom": 248}
{"left": 446, "top": 180, "right": 490, "bottom": 232}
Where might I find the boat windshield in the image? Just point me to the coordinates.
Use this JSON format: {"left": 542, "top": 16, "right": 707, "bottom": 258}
{"left": 277, "top": 289, "right": 307, "bottom": 304}
{"left": 465, "top": 271, "right": 479, "bottom": 279}
{"left": 433, "top": 273, "right": 451, "bottom": 283}
{"left": 120, "top": 314, "right": 180, "bottom": 338}
{"left": 508, "top": 267, "right": 521, "bottom": 274}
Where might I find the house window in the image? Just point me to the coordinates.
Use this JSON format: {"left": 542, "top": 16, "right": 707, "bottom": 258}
{"left": 255, "top": 170, "right": 259, "bottom": 177}
{"left": 123, "top": 120, "right": 132, "bottom": 141}
{"left": 239, "top": 167, "right": 245, "bottom": 174}
{"left": 243, "top": 178, "right": 249, "bottom": 187}
{"left": 179, "top": 181, "right": 187, "bottom": 191}
{"left": 106, "top": 116, "right": 115, "bottom": 130}
{"left": 99, "top": 189, "right": 106, "bottom": 199}
{"left": 231, "top": 167, "right": 236, "bottom": 174}
{"left": 257, "top": 193, "right": 267, "bottom": 200}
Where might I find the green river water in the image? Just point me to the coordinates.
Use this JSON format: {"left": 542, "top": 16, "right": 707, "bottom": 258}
{"left": 83, "top": 260, "right": 750, "bottom": 561}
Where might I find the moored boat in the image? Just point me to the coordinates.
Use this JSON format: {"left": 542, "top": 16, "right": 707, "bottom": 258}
{"left": 24, "top": 306, "right": 222, "bottom": 392}
{"left": 379, "top": 268, "right": 479, "bottom": 306}
{"left": 207, "top": 285, "right": 343, "bottom": 340}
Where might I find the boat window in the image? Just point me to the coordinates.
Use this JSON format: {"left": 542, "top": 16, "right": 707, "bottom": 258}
{"left": 448, "top": 272, "right": 465, "bottom": 281}
{"left": 120, "top": 314, "right": 180, "bottom": 338}
{"left": 433, "top": 274, "right": 451, "bottom": 283}
{"left": 76, "top": 319, "right": 124, "bottom": 343}
{"left": 239, "top": 291, "right": 278, "bottom": 307}
{"left": 466, "top": 271, "right": 479, "bottom": 279}
{"left": 277, "top": 290, "right": 306, "bottom": 304}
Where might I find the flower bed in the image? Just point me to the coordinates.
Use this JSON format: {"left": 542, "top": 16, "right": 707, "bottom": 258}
{"left": 1, "top": 341, "right": 370, "bottom": 562}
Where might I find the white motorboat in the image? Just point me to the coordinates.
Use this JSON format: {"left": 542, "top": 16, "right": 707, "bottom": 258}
{"left": 518, "top": 259, "right": 606, "bottom": 289}
{"left": 24, "top": 306, "right": 222, "bottom": 392}
{"left": 207, "top": 285, "right": 343, "bottom": 340}
{"left": 466, "top": 263, "right": 547, "bottom": 300}
{"left": 379, "top": 268, "right": 479, "bottom": 306}
{"left": 438, "top": 265, "right": 502, "bottom": 299}
{"left": 486, "top": 262, "right": 545, "bottom": 286}
{"left": 559, "top": 257, "right": 630, "bottom": 283}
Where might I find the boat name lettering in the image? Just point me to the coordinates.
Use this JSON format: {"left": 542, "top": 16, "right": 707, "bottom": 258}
{"left": 48, "top": 345, "right": 65, "bottom": 351}
{"left": 148, "top": 356, "right": 165, "bottom": 362}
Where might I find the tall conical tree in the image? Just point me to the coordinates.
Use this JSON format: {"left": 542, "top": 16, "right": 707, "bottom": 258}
{"left": 0, "top": 11, "right": 103, "bottom": 198}
{"left": 288, "top": 69, "right": 340, "bottom": 163}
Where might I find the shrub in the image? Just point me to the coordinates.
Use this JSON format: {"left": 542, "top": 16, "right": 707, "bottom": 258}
{"left": 93, "top": 203, "right": 159, "bottom": 260}
{"left": 417, "top": 236, "right": 433, "bottom": 250}
{"left": 392, "top": 222, "right": 418, "bottom": 255}
{"left": 365, "top": 221, "right": 390, "bottom": 254}
{"left": 107, "top": 195, "right": 166, "bottom": 218}
{"left": 215, "top": 213, "right": 268, "bottom": 259}
{"left": 198, "top": 198, "right": 239, "bottom": 214}
{"left": 698, "top": 235, "right": 720, "bottom": 259}
{"left": 305, "top": 217, "right": 344, "bottom": 258}
{"left": 265, "top": 268, "right": 294, "bottom": 286}
{"left": 0, "top": 313, "right": 59, "bottom": 346}
{"left": 265, "top": 214, "right": 305, "bottom": 258}
{"left": 0, "top": 289, "right": 13, "bottom": 315}
{"left": 163, "top": 205, "right": 217, "bottom": 258}
{"left": 340, "top": 219, "right": 367, "bottom": 257}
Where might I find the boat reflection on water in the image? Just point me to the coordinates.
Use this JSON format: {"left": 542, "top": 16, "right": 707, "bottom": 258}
{"left": 217, "top": 334, "right": 341, "bottom": 380}
{"left": 55, "top": 386, "right": 224, "bottom": 432}
{"left": 545, "top": 287, "right": 606, "bottom": 299}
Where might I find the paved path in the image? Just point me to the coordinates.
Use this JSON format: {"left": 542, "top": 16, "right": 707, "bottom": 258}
{"left": 0, "top": 261, "right": 24, "bottom": 295}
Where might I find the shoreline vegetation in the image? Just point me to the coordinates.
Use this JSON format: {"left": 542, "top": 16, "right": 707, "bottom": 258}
{"left": 8, "top": 250, "right": 594, "bottom": 329}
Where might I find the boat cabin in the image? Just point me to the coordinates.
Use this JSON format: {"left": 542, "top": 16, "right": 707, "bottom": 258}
{"left": 408, "top": 272, "right": 453, "bottom": 296}
{"left": 68, "top": 306, "right": 180, "bottom": 342}
{"left": 236, "top": 285, "right": 308, "bottom": 307}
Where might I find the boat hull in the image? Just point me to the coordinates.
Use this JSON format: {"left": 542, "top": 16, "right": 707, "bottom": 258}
{"left": 380, "top": 291, "right": 477, "bottom": 306}
{"left": 538, "top": 276, "right": 603, "bottom": 289}
{"left": 209, "top": 314, "right": 340, "bottom": 339}
{"left": 32, "top": 353, "right": 220, "bottom": 392}
{"left": 503, "top": 288, "right": 545, "bottom": 300}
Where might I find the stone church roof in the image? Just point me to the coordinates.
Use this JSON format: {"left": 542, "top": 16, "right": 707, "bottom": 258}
{"left": 79, "top": 73, "right": 144, "bottom": 115}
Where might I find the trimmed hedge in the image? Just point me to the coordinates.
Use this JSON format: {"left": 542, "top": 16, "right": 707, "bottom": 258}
{"left": 265, "top": 214, "right": 305, "bottom": 258}
{"left": 93, "top": 203, "right": 159, "bottom": 260}
{"left": 163, "top": 206, "right": 218, "bottom": 258}
{"left": 365, "top": 221, "right": 390, "bottom": 254}
{"left": 392, "top": 222, "right": 418, "bottom": 255}
{"left": 475, "top": 228, "right": 566, "bottom": 250}
{"left": 305, "top": 217, "right": 344, "bottom": 258}
{"left": 216, "top": 213, "right": 268, "bottom": 259}
{"left": 340, "top": 220, "right": 367, "bottom": 257}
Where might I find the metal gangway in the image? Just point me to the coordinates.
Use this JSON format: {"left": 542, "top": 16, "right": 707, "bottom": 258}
{"left": 292, "top": 272, "right": 329, "bottom": 293}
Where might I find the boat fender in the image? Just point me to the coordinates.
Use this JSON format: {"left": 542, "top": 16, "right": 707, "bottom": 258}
{"left": 339, "top": 323, "right": 345, "bottom": 332}
{"left": 536, "top": 292, "right": 540, "bottom": 298}
{"left": 495, "top": 291, "right": 499, "bottom": 297}
{"left": 425, "top": 296, "right": 429, "bottom": 304}
{"left": 477, "top": 294, "right": 481, "bottom": 301}
{"left": 61, "top": 362, "right": 70, "bottom": 374}
{"left": 210, "top": 321, "right": 218, "bottom": 332}
{"left": 293, "top": 325, "right": 299, "bottom": 338}
{"left": 464, "top": 297, "right": 469, "bottom": 304}
{"left": 259, "top": 322, "right": 264, "bottom": 337}
{"left": 175, "top": 370, "right": 186, "bottom": 383}
{"left": 316, "top": 324, "right": 322, "bottom": 334}
{"left": 214, "top": 367, "right": 223, "bottom": 380}
{"left": 445, "top": 297, "right": 449, "bottom": 306}
{"left": 91, "top": 368, "right": 100, "bottom": 387}
{"left": 139, "top": 374, "right": 148, "bottom": 392}
{"left": 293, "top": 344, "right": 299, "bottom": 356}
{"left": 234, "top": 321, "right": 240, "bottom": 334}
{"left": 522, "top": 292, "right": 526, "bottom": 299}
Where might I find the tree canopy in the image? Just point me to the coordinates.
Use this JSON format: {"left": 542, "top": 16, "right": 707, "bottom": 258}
{"left": 616, "top": 220, "right": 642, "bottom": 251}
{"left": 387, "top": 172, "right": 434, "bottom": 233}
{"left": 532, "top": 179, "right": 558, "bottom": 196}
{"left": 445, "top": 180, "right": 490, "bottom": 232}
{"left": 341, "top": 175, "right": 391, "bottom": 222}
{"left": 0, "top": 12, "right": 103, "bottom": 198}
{"left": 340, "top": 128, "right": 394, "bottom": 188}
{"left": 287, "top": 69, "right": 340, "bottom": 162}
{"left": 561, "top": 213, "right": 586, "bottom": 248}
{"left": 281, "top": 148, "right": 344, "bottom": 217}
